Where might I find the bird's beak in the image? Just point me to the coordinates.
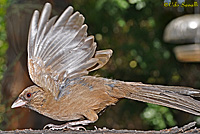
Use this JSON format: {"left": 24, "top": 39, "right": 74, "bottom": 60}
{"left": 11, "top": 98, "right": 27, "bottom": 108}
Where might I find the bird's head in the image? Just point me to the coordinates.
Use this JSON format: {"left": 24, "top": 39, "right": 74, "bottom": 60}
{"left": 11, "top": 85, "right": 46, "bottom": 111}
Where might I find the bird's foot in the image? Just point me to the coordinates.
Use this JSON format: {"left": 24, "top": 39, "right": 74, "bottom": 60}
{"left": 94, "top": 126, "right": 109, "bottom": 131}
{"left": 43, "top": 120, "right": 94, "bottom": 131}
{"left": 43, "top": 123, "right": 86, "bottom": 131}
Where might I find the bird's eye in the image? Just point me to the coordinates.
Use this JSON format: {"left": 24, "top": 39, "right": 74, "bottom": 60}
{"left": 26, "top": 93, "right": 32, "bottom": 98}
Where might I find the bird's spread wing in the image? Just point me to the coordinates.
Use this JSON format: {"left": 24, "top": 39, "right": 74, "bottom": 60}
{"left": 28, "top": 3, "right": 112, "bottom": 98}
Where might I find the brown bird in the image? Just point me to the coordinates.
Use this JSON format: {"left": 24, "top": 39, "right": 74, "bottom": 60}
{"left": 11, "top": 3, "right": 200, "bottom": 130}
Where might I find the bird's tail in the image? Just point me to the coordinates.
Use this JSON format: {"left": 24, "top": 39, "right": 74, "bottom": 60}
{"left": 106, "top": 81, "right": 200, "bottom": 116}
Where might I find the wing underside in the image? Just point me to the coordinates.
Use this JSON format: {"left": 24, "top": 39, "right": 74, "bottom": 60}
{"left": 27, "top": 3, "right": 112, "bottom": 98}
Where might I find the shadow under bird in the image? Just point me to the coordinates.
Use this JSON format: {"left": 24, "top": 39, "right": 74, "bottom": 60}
{"left": 11, "top": 3, "right": 200, "bottom": 130}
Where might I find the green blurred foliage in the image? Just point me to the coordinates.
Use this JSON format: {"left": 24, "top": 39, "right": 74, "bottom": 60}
{"left": 0, "top": 0, "right": 200, "bottom": 130}
{"left": 0, "top": 0, "right": 8, "bottom": 80}
{"left": 72, "top": 0, "right": 176, "bottom": 84}
{"left": 142, "top": 103, "right": 176, "bottom": 129}
{"left": 0, "top": 0, "right": 8, "bottom": 128}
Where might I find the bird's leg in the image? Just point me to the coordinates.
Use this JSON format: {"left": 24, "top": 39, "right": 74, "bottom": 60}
{"left": 43, "top": 120, "right": 94, "bottom": 131}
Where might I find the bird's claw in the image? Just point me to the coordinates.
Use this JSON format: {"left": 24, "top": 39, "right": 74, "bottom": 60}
{"left": 43, "top": 123, "right": 86, "bottom": 131}
{"left": 43, "top": 120, "right": 93, "bottom": 131}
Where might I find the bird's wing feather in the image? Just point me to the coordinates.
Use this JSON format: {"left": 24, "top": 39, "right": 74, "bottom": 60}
{"left": 27, "top": 3, "right": 112, "bottom": 98}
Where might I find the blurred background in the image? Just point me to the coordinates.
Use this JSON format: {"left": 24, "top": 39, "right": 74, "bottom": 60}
{"left": 0, "top": 0, "right": 200, "bottom": 131}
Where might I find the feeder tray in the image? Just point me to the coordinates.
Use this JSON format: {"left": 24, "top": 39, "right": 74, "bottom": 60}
{"left": 174, "top": 44, "right": 200, "bottom": 62}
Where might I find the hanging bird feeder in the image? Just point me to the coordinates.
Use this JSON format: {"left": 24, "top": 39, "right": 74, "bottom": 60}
{"left": 163, "top": 14, "right": 200, "bottom": 62}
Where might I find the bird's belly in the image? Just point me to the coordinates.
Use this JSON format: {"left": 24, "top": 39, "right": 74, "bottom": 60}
{"left": 39, "top": 97, "right": 86, "bottom": 121}
{"left": 41, "top": 104, "right": 84, "bottom": 121}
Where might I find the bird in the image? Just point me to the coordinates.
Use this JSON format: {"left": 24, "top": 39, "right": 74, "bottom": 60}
{"left": 11, "top": 3, "right": 200, "bottom": 130}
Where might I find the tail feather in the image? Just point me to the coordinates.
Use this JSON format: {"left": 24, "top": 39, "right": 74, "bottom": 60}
{"left": 139, "top": 84, "right": 200, "bottom": 97}
{"left": 107, "top": 81, "right": 200, "bottom": 116}
{"left": 127, "top": 89, "right": 200, "bottom": 115}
